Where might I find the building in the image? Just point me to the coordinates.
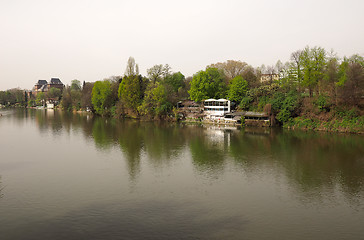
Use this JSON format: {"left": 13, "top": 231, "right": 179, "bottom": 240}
{"left": 33, "top": 78, "right": 64, "bottom": 96}
{"left": 47, "top": 78, "right": 64, "bottom": 91}
{"left": 203, "top": 99, "right": 231, "bottom": 119}
{"left": 34, "top": 80, "right": 48, "bottom": 92}
{"left": 260, "top": 73, "right": 280, "bottom": 83}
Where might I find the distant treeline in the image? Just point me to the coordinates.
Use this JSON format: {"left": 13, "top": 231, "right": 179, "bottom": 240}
{"left": 1, "top": 46, "right": 363, "bottom": 131}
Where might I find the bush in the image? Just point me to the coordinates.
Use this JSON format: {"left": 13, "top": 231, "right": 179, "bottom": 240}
{"left": 276, "top": 108, "right": 291, "bottom": 123}
{"left": 315, "top": 94, "right": 331, "bottom": 112}
{"left": 239, "top": 96, "right": 252, "bottom": 110}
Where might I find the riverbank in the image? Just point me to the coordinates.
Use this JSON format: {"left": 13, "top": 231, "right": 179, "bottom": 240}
{"left": 284, "top": 116, "right": 364, "bottom": 134}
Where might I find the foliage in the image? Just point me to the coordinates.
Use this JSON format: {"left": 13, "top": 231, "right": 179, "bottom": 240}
{"left": 71, "top": 80, "right": 81, "bottom": 91}
{"left": 147, "top": 64, "right": 171, "bottom": 83}
{"left": 118, "top": 75, "right": 146, "bottom": 115}
{"left": 336, "top": 56, "right": 364, "bottom": 106}
{"left": 164, "top": 72, "right": 185, "bottom": 93}
{"left": 285, "top": 115, "right": 364, "bottom": 133}
{"left": 315, "top": 94, "right": 331, "bottom": 112}
{"left": 61, "top": 87, "right": 73, "bottom": 111}
{"left": 81, "top": 82, "right": 94, "bottom": 110}
{"left": 227, "top": 76, "right": 248, "bottom": 103}
{"left": 276, "top": 108, "right": 292, "bottom": 123}
{"left": 188, "top": 67, "right": 226, "bottom": 102}
{"left": 125, "top": 56, "right": 139, "bottom": 77}
{"left": 139, "top": 82, "right": 172, "bottom": 118}
{"left": 0, "top": 89, "right": 26, "bottom": 106}
{"left": 239, "top": 95, "right": 253, "bottom": 110}
{"left": 300, "top": 46, "right": 326, "bottom": 97}
{"left": 207, "top": 60, "right": 248, "bottom": 81}
{"left": 47, "top": 87, "right": 62, "bottom": 99}
{"left": 92, "top": 81, "right": 112, "bottom": 115}
{"left": 36, "top": 92, "right": 46, "bottom": 106}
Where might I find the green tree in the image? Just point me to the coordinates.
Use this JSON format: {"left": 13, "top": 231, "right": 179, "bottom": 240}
{"left": 47, "top": 87, "right": 62, "bottom": 100}
{"left": 301, "top": 46, "right": 327, "bottom": 97}
{"left": 188, "top": 67, "right": 226, "bottom": 102}
{"left": 227, "top": 76, "right": 248, "bottom": 103}
{"left": 118, "top": 75, "right": 145, "bottom": 114}
{"left": 92, "top": 81, "right": 112, "bottom": 115}
{"left": 71, "top": 79, "right": 81, "bottom": 91}
{"left": 61, "top": 87, "right": 72, "bottom": 110}
{"left": 35, "top": 92, "right": 46, "bottom": 106}
{"left": 164, "top": 71, "right": 185, "bottom": 93}
{"left": 322, "top": 55, "right": 339, "bottom": 104}
{"left": 139, "top": 82, "right": 172, "bottom": 118}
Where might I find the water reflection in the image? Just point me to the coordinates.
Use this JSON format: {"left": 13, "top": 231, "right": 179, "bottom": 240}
{"left": 0, "top": 176, "right": 3, "bottom": 199}
{"left": 8, "top": 109, "right": 364, "bottom": 202}
{"left": 2, "top": 200, "right": 247, "bottom": 240}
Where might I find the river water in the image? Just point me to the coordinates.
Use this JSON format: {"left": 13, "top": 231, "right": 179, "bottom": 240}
{"left": 0, "top": 109, "right": 364, "bottom": 240}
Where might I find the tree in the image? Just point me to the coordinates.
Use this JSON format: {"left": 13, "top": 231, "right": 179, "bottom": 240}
{"left": 118, "top": 75, "right": 145, "bottom": 114}
{"left": 188, "top": 67, "right": 226, "bottom": 102}
{"left": 47, "top": 87, "right": 62, "bottom": 100}
{"left": 36, "top": 92, "right": 46, "bottom": 106}
{"left": 241, "top": 66, "right": 259, "bottom": 88}
{"left": 164, "top": 71, "right": 185, "bottom": 93}
{"left": 138, "top": 82, "right": 172, "bottom": 118}
{"left": 301, "top": 46, "right": 327, "bottom": 97}
{"left": 322, "top": 56, "right": 339, "bottom": 103}
{"left": 208, "top": 60, "right": 248, "bottom": 81}
{"left": 147, "top": 64, "right": 171, "bottom": 83}
{"left": 227, "top": 76, "right": 248, "bottom": 103}
{"left": 71, "top": 80, "right": 81, "bottom": 91}
{"left": 337, "top": 55, "right": 364, "bottom": 106}
{"left": 290, "top": 50, "right": 304, "bottom": 91}
{"left": 275, "top": 60, "right": 284, "bottom": 74}
{"left": 61, "top": 87, "right": 72, "bottom": 110}
{"left": 81, "top": 82, "right": 95, "bottom": 110}
{"left": 125, "top": 57, "right": 139, "bottom": 77}
{"left": 92, "top": 81, "right": 112, "bottom": 115}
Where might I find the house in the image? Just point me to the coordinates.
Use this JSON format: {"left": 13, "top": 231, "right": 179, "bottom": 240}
{"left": 33, "top": 78, "right": 64, "bottom": 96}
{"left": 203, "top": 99, "right": 231, "bottom": 119}
{"left": 34, "top": 80, "right": 48, "bottom": 92}
{"left": 260, "top": 73, "right": 280, "bottom": 83}
{"left": 47, "top": 78, "right": 64, "bottom": 92}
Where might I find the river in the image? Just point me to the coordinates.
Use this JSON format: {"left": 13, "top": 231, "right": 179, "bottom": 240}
{"left": 1, "top": 109, "right": 364, "bottom": 239}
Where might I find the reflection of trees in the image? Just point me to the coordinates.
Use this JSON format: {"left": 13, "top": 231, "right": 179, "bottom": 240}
{"left": 142, "top": 123, "right": 188, "bottom": 167}
{"left": 276, "top": 131, "right": 364, "bottom": 199}
{"left": 23, "top": 107, "right": 364, "bottom": 202}
{"left": 117, "top": 121, "right": 144, "bottom": 181}
{"left": 229, "top": 128, "right": 364, "bottom": 201}
{"left": 0, "top": 176, "right": 3, "bottom": 198}
{"left": 189, "top": 127, "right": 229, "bottom": 177}
{"left": 91, "top": 118, "right": 117, "bottom": 150}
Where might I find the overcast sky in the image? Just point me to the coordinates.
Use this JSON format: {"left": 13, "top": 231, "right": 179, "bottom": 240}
{"left": 1, "top": 0, "right": 364, "bottom": 90}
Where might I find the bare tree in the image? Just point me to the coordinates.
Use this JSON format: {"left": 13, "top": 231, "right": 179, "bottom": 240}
{"left": 208, "top": 60, "right": 248, "bottom": 80}
{"left": 147, "top": 64, "right": 172, "bottom": 83}
{"left": 290, "top": 50, "right": 303, "bottom": 91}
{"left": 125, "top": 57, "right": 136, "bottom": 77}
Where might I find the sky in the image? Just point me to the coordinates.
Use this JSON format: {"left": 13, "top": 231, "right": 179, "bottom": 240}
{"left": 1, "top": 0, "right": 364, "bottom": 90}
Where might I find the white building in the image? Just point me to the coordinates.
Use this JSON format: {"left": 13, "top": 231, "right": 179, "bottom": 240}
{"left": 203, "top": 99, "right": 231, "bottom": 119}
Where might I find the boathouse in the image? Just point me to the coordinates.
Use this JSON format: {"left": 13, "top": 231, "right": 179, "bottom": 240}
{"left": 203, "top": 99, "right": 231, "bottom": 119}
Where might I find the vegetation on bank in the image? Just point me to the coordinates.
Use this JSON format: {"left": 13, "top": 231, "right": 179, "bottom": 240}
{"left": 1, "top": 46, "right": 363, "bottom": 133}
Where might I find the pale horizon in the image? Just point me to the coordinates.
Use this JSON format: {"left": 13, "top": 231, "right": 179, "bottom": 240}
{"left": 1, "top": 0, "right": 364, "bottom": 90}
